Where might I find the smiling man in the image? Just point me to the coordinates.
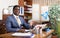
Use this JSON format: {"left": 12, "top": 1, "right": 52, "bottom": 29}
{"left": 5, "top": 5, "right": 33, "bottom": 32}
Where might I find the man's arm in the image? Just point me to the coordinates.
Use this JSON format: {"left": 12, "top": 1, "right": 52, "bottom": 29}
{"left": 21, "top": 17, "right": 31, "bottom": 29}
{"left": 5, "top": 17, "right": 20, "bottom": 32}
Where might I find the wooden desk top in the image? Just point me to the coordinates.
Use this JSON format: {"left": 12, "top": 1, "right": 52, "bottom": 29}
{"left": 0, "top": 29, "right": 54, "bottom": 38}
{"left": 34, "top": 29, "right": 54, "bottom": 38}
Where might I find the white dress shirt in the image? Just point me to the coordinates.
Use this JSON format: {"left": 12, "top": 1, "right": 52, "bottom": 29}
{"left": 13, "top": 14, "right": 21, "bottom": 27}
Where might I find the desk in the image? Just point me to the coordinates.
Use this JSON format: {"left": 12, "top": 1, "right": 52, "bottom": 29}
{"left": 0, "top": 29, "right": 54, "bottom": 38}
{"left": 34, "top": 29, "right": 54, "bottom": 38}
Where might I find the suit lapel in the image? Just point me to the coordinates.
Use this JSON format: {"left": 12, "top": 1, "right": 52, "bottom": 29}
{"left": 12, "top": 15, "right": 19, "bottom": 27}
{"left": 19, "top": 16, "right": 23, "bottom": 24}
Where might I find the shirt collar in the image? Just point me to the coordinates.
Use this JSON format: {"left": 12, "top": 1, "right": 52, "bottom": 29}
{"left": 13, "top": 14, "right": 19, "bottom": 18}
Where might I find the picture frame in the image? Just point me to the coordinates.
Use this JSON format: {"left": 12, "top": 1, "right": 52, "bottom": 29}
{"left": 41, "top": 6, "right": 49, "bottom": 22}
{"left": 8, "top": 6, "right": 13, "bottom": 14}
{"left": 20, "top": 6, "right": 24, "bottom": 15}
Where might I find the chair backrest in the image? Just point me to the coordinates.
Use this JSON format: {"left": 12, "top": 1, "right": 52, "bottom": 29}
{"left": 0, "top": 21, "right": 7, "bottom": 34}
{"left": 0, "top": 14, "right": 11, "bottom": 34}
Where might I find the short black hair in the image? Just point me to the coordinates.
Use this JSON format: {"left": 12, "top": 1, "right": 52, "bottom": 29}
{"left": 13, "top": 5, "right": 20, "bottom": 10}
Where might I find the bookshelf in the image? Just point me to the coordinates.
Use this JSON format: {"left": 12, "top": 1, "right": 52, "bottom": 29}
{"left": 19, "top": 0, "right": 32, "bottom": 23}
{"left": 24, "top": 0, "right": 32, "bottom": 23}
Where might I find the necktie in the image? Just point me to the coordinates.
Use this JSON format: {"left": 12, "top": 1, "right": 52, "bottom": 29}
{"left": 16, "top": 16, "right": 21, "bottom": 26}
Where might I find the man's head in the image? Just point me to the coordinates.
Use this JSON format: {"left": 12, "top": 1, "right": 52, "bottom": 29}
{"left": 13, "top": 5, "right": 20, "bottom": 16}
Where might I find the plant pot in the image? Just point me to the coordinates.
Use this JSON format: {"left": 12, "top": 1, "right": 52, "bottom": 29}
{"left": 52, "top": 35, "right": 57, "bottom": 38}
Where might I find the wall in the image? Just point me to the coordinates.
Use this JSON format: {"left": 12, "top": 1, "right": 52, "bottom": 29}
{"left": 32, "top": 0, "right": 60, "bottom": 23}
{"left": 0, "top": 0, "right": 18, "bottom": 20}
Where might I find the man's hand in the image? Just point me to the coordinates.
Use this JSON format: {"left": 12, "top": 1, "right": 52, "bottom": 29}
{"left": 30, "top": 21, "right": 36, "bottom": 26}
{"left": 18, "top": 29, "right": 25, "bottom": 33}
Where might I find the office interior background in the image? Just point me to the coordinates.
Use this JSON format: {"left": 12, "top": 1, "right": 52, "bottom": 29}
{"left": 0, "top": 0, "right": 60, "bottom": 38}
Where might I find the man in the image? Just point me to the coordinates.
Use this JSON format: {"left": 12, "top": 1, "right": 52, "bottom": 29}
{"left": 6, "top": 5, "right": 33, "bottom": 32}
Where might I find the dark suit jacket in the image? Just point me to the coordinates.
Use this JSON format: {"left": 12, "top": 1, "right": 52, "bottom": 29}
{"left": 5, "top": 15, "right": 30, "bottom": 32}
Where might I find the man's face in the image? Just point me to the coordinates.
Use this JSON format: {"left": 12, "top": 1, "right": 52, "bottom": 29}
{"left": 13, "top": 7, "right": 20, "bottom": 16}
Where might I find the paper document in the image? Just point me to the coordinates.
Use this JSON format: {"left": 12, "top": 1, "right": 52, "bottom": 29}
{"left": 31, "top": 34, "right": 35, "bottom": 38}
{"left": 25, "top": 29, "right": 31, "bottom": 32}
{"left": 12, "top": 33, "right": 32, "bottom": 36}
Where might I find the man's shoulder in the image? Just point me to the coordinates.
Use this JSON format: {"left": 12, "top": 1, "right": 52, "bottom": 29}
{"left": 7, "top": 15, "right": 13, "bottom": 18}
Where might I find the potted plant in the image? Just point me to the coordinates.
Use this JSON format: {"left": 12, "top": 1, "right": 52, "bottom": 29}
{"left": 49, "top": 4, "right": 60, "bottom": 38}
